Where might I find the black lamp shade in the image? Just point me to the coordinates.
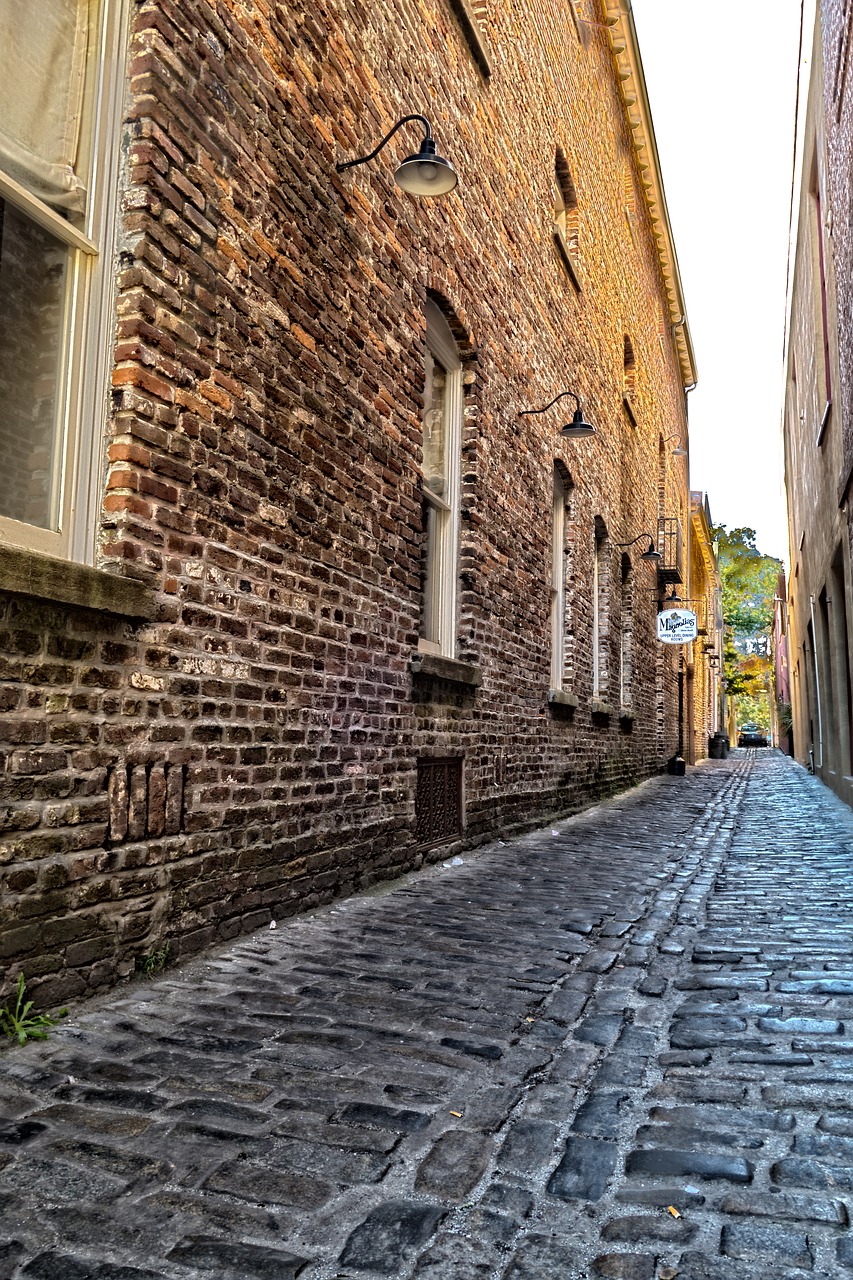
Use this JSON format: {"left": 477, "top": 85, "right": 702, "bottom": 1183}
{"left": 394, "top": 138, "right": 458, "bottom": 196}
{"left": 640, "top": 541, "right": 662, "bottom": 561}
{"left": 561, "top": 406, "right": 596, "bottom": 439}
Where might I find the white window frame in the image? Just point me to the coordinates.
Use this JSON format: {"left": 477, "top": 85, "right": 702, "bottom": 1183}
{"left": 419, "top": 300, "right": 462, "bottom": 659}
{"left": 550, "top": 468, "right": 566, "bottom": 690}
{"left": 0, "top": 0, "right": 129, "bottom": 564}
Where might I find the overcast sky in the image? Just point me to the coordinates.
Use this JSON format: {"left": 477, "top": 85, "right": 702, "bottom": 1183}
{"left": 631, "top": 0, "right": 803, "bottom": 564}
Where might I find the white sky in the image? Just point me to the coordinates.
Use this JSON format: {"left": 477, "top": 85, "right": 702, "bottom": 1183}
{"left": 631, "top": 0, "right": 803, "bottom": 564}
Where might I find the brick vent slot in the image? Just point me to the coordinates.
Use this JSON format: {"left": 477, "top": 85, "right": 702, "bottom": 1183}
{"left": 107, "top": 763, "right": 185, "bottom": 844}
{"left": 416, "top": 757, "right": 463, "bottom": 847}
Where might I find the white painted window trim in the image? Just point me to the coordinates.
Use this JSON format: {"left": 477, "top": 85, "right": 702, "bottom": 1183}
{"left": 419, "top": 301, "right": 462, "bottom": 659}
{"left": 0, "top": 0, "right": 129, "bottom": 564}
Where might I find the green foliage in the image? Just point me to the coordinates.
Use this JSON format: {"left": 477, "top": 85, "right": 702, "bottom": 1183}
{"left": 713, "top": 526, "right": 781, "bottom": 640}
{"left": 713, "top": 525, "right": 781, "bottom": 720}
{"left": 0, "top": 973, "right": 67, "bottom": 1046}
{"left": 736, "top": 695, "right": 772, "bottom": 733}
{"left": 136, "top": 943, "right": 170, "bottom": 978}
{"left": 777, "top": 699, "right": 793, "bottom": 736}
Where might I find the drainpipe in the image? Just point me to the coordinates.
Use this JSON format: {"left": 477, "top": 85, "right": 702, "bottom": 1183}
{"left": 810, "top": 593, "right": 824, "bottom": 768}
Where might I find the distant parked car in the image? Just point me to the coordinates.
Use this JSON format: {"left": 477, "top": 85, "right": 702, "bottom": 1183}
{"left": 738, "top": 722, "right": 768, "bottom": 747}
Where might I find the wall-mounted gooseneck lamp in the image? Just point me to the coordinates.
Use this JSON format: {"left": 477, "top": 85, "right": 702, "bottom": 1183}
{"left": 335, "top": 114, "right": 458, "bottom": 197}
{"left": 663, "top": 432, "right": 688, "bottom": 458}
{"left": 519, "top": 390, "right": 596, "bottom": 439}
{"left": 615, "top": 533, "right": 661, "bottom": 563}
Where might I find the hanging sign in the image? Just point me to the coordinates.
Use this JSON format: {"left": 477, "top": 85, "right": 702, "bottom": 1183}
{"left": 656, "top": 608, "right": 698, "bottom": 644}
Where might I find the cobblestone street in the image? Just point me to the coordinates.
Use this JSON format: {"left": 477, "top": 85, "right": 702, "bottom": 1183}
{"left": 3, "top": 751, "right": 853, "bottom": 1279}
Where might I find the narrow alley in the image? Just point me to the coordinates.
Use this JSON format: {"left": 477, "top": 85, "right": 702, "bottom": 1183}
{"left": 2, "top": 752, "right": 853, "bottom": 1279}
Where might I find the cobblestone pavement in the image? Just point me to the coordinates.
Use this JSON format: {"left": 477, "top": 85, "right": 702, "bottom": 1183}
{"left": 3, "top": 751, "right": 853, "bottom": 1279}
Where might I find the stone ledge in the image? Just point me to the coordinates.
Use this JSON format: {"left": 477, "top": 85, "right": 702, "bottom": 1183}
{"left": 554, "top": 229, "right": 582, "bottom": 291}
{"left": 411, "top": 652, "right": 482, "bottom": 688}
{"left": 446, "top": 0, "right": 493, "bottom": 77}
{"left": 0, "top": 545, "right": 158, "bottom": 620}
{"left": 619, "top": 705, "right": 635, "bottom": 721}
{"left": 548, "top": 688, "right": 578, "bottom": 708}
{"left": 590, "top": 698, "right": 615, "bottom": 718}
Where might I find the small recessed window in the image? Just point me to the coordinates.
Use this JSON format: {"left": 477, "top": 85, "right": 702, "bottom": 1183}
{"left": 554, "top": 150, "right": 580, "bottom": 289}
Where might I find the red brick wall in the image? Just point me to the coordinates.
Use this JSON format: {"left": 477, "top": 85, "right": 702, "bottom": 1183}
{"left": 0, "top": 0, "right": 689, "bottom": 1003}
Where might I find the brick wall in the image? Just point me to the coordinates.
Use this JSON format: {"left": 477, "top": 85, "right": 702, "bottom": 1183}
{"left": 0, "top": 0, "right": 690, "bottom": 1003}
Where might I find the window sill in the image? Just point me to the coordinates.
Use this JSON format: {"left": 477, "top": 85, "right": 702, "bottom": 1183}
{"left": 619, "top": 705, "right": 635, "bottom": 722}
{"left": 554, "top": 229, "right": 582, "bottom": 291}
{"left": 0, "top": 545, "right": 158, "bottom": 619}
{"left": 548, "top": 688, "right": 578, "bottom": 708}
{"left": 622, "top": 396, "right": 637, "bottom": 427}
{"left": 590, "top": 698, "right": 615, "bottom": 718}
{"left": 411, "top": 652, "right": 483, "bottom": 688}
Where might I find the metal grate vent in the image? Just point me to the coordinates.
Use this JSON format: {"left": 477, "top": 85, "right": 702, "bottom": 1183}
{"left": 416, "top": 757, "right": 463, "bottom": 847}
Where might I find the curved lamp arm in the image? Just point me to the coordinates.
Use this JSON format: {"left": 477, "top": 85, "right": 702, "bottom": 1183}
{"left": 518, "top": 390, "right": 581, "bottom": 417}
{"left": 615, "top": 533, "right": 656, "bottom": 549}
{"left": 336, "top": 115, "right": 432, "bottom": 172}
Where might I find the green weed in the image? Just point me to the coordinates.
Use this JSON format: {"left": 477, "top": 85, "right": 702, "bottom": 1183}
{"left": 137, "top": 943, "right": 170, "bottom": 978}
{"left": 0, "top": 973, "right": 67, "bottom": 1046}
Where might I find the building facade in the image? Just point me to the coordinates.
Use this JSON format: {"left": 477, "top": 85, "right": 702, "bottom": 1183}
{"left": 0, "top": 0, "right": 696, "bottom": 1002}
{"left": 784, "top": 0, "right": 853, "bottom": 804}
{"left": 685, "top": 492, "right": 722, "bottom": 764}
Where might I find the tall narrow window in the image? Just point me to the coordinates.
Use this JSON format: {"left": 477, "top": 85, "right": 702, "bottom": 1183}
{"left": 0, "top": 0, "right": 128, "bottom": 561}
{"left": 420, "top": 300, "right": 462, "bottom": 658}
{"left": 554, "top": 150, "right": 579, "bottom": 286}
{"left": 592, "top": 518, "right": 609, "bottom": 697}
{"left": 551, "top": 467, "right": 568, "bottom": 690}
{"left": 620, "top": 553, "right": 634, "bottom": 707}
{"left": 810, "top": 157, "right": 832, "bottom": 436}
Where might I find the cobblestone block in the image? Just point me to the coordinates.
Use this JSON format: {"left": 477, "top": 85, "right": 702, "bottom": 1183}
{"left": 266, "top": 1138, "right": 391, "bottom": 1184}
{"left": 648, "top": 1104, "right": 795, "bottom": 1132}
{"left": 757, "top": 1016, "right": 844, "bottom": 1035}
{"left": 498, "top": 1120, "right": 559, "bottom": 1174}
{"left": 412, "top": 1233, "right": 496, "bottom": 1279}
{"left": 336, "top": 1103, "right": 431, "bottom": 1133}
{"left": 719, "top": 1189, "right": 848, "bottom": 1224}
{"left": 415, "top": 1130, "right": 492, "bottom": 1198}
{"left": 720, "top": 1221, "right": 814, "bottom": 1268}
{"left": 572, "top": 1091, "right": 630, "bottom": 1138}
{"left": 0, "top": 1156, "right": 126, "bottom": 1205}
{"left": 575, "top": 1014, "right": 626, "bottom": 1046}
{"left": 763, "top": 1083, "right": 853, "bottom": 1109}
{"left": 166, "top": 1236, "right": 310, "bottom": 1277}
{"left": 204, "top": 1159, "right": 332, "bottom": 1208}
{"left": 635, "top": 1123, "right": 763, "bottom": 1150}
{"left": 591, "top": 1255, "right": 658, "bottom": 1279}
{"left": 771, "top": 1156, "right": 853, "bottom": 1189}
{"left": 794, "top": 1132, "right": 853, "bottom": 1160}
{"left": 625, "top": 1148, "right": 754, "bottom": 1182}
{"left": 615, "top": 1184, "right": 706, "bottom": 1209}
{"left": 0, "top": 1242, "right": 23, "bottom": 1280}
{"left": 21, "top": 1258, "right": 162, "bottom": 1279}
{"left": 547, "top": 1136, "right": 618, "bottom": 1200}
{"left": 459, "top": 1086, "right": 523, "bottom": 1132}
{"left": 600, "top": 1214, "right": 697, "bottom": 1243}
{"left": 338, "top": 1201, "right": 445, "bottom": 1275}
{"left": 501, "top": 1233, "right": 582, "bottom": 1277}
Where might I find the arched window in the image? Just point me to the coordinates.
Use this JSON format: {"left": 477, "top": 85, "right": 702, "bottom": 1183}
{"left": 420, "top": 299, "right": 463, "bottom": 658}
